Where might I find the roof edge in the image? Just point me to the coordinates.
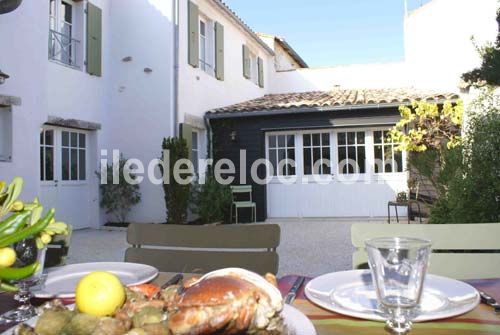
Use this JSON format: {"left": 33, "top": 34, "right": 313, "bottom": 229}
{"left": 211, "top": 0, "right": 275, "bottom": 56}
{"left": 275, "top": 37, "right": 308, "bottom": 68}
{"left": 206, "top": 98, "right": 458, "bottom": 119}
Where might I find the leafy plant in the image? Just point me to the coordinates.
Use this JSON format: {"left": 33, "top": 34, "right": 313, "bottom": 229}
{"left": 96, "top": 156, "right": 141, "bottom": 224}
{"left": 462, "top": 8, "right": 500, "bottom": 86}
{"left": 190, "top": 174, "right": 232, "bottom": 224}
{"left": 159, "top": 137, "right": 191, "bottom": 225}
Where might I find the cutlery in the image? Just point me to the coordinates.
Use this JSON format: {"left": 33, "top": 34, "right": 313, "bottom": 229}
{"left": 161, "top": 273, "right": 184, "bottom": 290}
{"left": 479, "top": 290, "right": 500, "bottom": 313}
{"left": 284, "top": 276, "right": 305, "bottom": 304}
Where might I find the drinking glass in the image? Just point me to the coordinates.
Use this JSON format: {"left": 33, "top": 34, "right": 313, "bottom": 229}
{"left": 365, "top": 237, "right": 431, "bottom": 334}
{"left": 0, "top": 246, "right": 47, "bottom": 324}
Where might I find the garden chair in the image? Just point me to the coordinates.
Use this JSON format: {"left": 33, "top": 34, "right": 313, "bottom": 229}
{"left": 125, "top": 223, "right": 280, "bottom": 275}
{"left": 230, "top": 185, "right": 257, "bottom": 224}
{"left": 351, "top": 223, "right": 500, "bottom": 279}
{"left": 44, "top": 224, "right": 72, "bottom": 268}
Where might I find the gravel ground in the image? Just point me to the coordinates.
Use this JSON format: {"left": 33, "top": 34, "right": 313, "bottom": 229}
{"left": 68, "top": 219, "right": 383, "bottom": 277}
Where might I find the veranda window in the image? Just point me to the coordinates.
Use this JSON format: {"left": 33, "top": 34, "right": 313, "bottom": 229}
{"left": 337, "top": 131, "right": 366, "bottom": 174}
{"left": 303, "top": 133, "right": 331, "bottom": 175}
{"left": 268, "top": 134, "right": 295, "bottom": 176}
{"left": 40, "top": 129, "right": 55, "bottom": 181}
{"left": 61, "top": 131, "right": 86, "bottom": 181}
{"left": 373, "top": 130, "right": 403, "bottom": 173}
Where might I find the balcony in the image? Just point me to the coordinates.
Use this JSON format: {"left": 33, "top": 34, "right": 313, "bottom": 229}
{"left": 48, "top": 29, "right": 81, "bottom": 69}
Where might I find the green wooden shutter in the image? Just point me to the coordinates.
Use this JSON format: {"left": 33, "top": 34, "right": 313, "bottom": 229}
{"left": 179, "top": 123, "right": 193, "bottom": 161}
{"left": 188, "top": 1, "right": 199, "bottom": 68}
{"left": 242, "top": 44, "right": 250, "bottom": 79}
{"left": 258, "top": 57, "right": 264, "bottom": 88}
{"left": 215, "top": 22, "right": 224, "bottom": 81}
{"left": 86, "top": 2, "right": 102, "bottom": 76}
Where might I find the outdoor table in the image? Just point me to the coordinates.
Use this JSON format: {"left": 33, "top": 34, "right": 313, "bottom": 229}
{"left": 0, "top": 273, "right": 499, "bottom": 334}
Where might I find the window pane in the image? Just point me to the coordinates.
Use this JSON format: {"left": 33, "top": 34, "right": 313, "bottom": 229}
{"left": 192, "top": 150, "right": 198, "bottom": 174}
{"left": 277, "top": 149, "right": 286, "bottom": 176}
{"left": 78, "top": 149, "right": 86, "bottom": 180}
{"left": 384, "top": 145, "right": 393, "bottom": 173}
{"left": 62, "top": 131, "right": 69, "bottom": 147}
{"left": 347, "top": 132, "right": 355, "bottom": 145}
{"left": 62, "top": 148, "right": 69, "bottom": 180}
{"left": 357, "top": 132, "right": 365, "bottom": 145}
{"left": 268, "top": 149, "right": 277, "bottom": 176}
{"left": 79, "top": 133, "right": 86, "bottom": 148}
{"left": 374, "top": 131, "right": 382, "bottom": 144}
{"left": 303, "top": 134, "right": 311, "bottom": 147}
{"left": 71, "top": 148, "right": 78, "bottom": 180}
{"left": 70, "top": 132, "right": 77, "bottom": 147}
{"left": 312, "top": 133, "right": 320, "bottom": 146}
{"left": 45, "top": 130, "right": 53, "bottom": 146}
{"left": 374, "top": 145, "right": 382, "bottom": 173}
{"left": 269, "top": 135, "right": 276, "bottom": 148}
{"left": 45, "top": 147, "right": 54, "bottom": 181}
{"left": 61, "top": 2, "right": 72, "bottom": 23}
{"left": 287, "top": 135, "right": 294, "bottom": 147}
{"left": 40, "top": 130, "right": 44, "bottom": 145}
{"left": 347, "top": 146, "right": 356, "bottom": 173}
{"left": 338, "top": 147, "right": 346, "bottom": 174}
{"left": 277, "top": 135, "right": 285, "bottom": 148}
{"left": 394, "top": 150, "right": 403, "bottom": 172}
{"left": 200, "top": 21, "right": 206, "bottom": 36}
{"left": 287, "top": 148, "right": 295, "bottom": 175}
{"left": 322, "top": 147, "right": 331, "bottom": 174}
{"left": 303, "top": 148, "right": 312, "bottom": 175}
{"left": 40, "top": 147, "right": 45, "bottom": 181}
{"left": 191, "top": 132, "right": 198, "bottom": 149}
{"left": 322, "top": 133, "right": 330, "bottom": 146}
{"left": 312, "top": 147, "right": 321, "bottom": 174}
{"left": 337, "top": 132, "right": 346, "bottom": 146}
{"left": 358, "top": 146, "right": 366, "bottom": 173}
{"left": 383, "top": 130, "right": 390, "bottom": 141}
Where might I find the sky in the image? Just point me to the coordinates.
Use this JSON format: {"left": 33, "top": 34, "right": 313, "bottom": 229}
{"left": 224, "top": 0, "right": 432, "bottom": 68}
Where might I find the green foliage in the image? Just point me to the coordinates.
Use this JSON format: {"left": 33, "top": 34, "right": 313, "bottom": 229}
{"left": 429, "top": 90, "right": 500, "bottom": 223}
{"left": 462, "top": 8, "right": 500, "bottom": 86}
{"left": 389, "top": 100, "right": 463, "bottom": 153}
{"left": 190, "top": 174, "right": 232, "bottom": 224}
{"left": 96, "top": 156, "right": 141, "bottom": 223}
{"left": 160, "top": 137, "right": 191, "bottom": 225}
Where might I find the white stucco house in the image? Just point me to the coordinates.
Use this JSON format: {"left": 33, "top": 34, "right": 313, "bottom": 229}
{"left": 0, "top": 0, "right": 497, "bottom": 227}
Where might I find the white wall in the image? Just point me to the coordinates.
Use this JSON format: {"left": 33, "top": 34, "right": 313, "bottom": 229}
{"left": 178, "top": 0, "right": 273, "bottom": 124}
{"left": 0, "top": 0, "right": 50, "bottom": 200}
{"left": 106, "top": 0, "right": 175, "bottom": 224}
{"left": 270, "top": 62, "right": 410, "bottom": 93}
{"left": 405, "top": 0, "right": 498, "bottom": 91}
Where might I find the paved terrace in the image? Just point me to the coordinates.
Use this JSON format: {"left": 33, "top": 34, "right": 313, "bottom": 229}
{"left": 68, "top": 219, "right": 388, "bottom": 277}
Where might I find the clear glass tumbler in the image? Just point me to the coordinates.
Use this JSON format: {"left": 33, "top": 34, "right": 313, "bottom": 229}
{"left": 365, "top": 237, "right": 431, "bottom": 334}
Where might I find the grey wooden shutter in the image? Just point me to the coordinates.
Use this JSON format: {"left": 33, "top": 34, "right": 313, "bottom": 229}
{"left": 215, "top": 22, "right": 224, "bottom": 81}
{"left": 258, "top": 57, "right": 264, "bottom": 88}
{"left": 86, "top": 2, "right": 102, "bottom": 76}
{"left": 188, "top": 1, "right": 199, "bottom": 68}
{"left": 242, "top": 44, "right": 250, "bottom": 79}
{"left": 179, "top": 123, "right": 193, "bottom": 161}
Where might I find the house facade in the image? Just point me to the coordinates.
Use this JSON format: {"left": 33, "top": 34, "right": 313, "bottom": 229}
{"left": 0, "top": 0, "right": 497, "bottom": 227}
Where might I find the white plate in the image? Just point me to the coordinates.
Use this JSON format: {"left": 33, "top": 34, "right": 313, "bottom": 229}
{"left": 2, "top": 304, "right": 315, "bottom": 335}
{"left": 305, "top": 270, "right": 479, "bottom": 322}
{"left": 33, "top": 262, "right": 158, "bottom": 298}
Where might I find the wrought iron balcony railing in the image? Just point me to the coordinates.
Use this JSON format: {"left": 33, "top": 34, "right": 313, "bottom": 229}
{"left": 48, "top": 29, "right": 81, "bottom": 69}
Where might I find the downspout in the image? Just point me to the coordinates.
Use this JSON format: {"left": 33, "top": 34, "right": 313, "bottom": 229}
{"left": 204, "top": 114, "right": 213, "bottom": 160}
{"left": 172, "top": 0, "right": 179, "bottom": 137}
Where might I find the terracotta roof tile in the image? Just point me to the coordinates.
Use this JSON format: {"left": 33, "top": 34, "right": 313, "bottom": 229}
{"left": 208, "top": 88, "right": 460, "bottom": 115}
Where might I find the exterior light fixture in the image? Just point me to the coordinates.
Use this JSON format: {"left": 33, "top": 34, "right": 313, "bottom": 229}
{"left": 0, "top": 69, "right": 9, "bottom": 85}
{"left": 230, "top": 130, "right": 237, "bottom": 142}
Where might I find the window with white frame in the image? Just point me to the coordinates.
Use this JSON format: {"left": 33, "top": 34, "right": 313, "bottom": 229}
{"left": 199, "top": 17, "right": 214, "bottom": 76}
{"left": 373, "top": 130, "right": 403, "bottom": 173}
{"left": 268, "top": 134, "right": 295, "bottom": 176}
{"left": 40, "top": 129, "right": 55, "bottom": 181}
{"left": 191, "top": 130, "right": 199, "bottom": 174}
{"left": 249, "top": 51, "right": 258, "bottom": 85}
{"left": 48, "top": 0, "right": 82, "bottom": 68}
{"left": 303, "top": 133, "right": 331, "bottom": 175}
{"left": 61, "top": 131, "right": 86, "bottom": 181}
{"left": 337, "top": 131, "right": 366, "bottom": 174}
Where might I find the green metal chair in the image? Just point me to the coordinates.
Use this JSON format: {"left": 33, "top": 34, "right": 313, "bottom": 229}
{"left": 230, "top": 185, "right": 257, "bottom": 224}
{"left": 351, "top": 223, "right": 500, "bottom": 279}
